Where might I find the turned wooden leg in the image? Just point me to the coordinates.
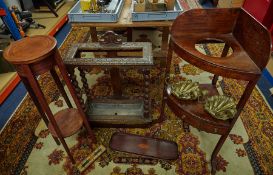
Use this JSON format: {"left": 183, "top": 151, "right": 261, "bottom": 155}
{"left": 23, "top": 65, "right": 75, "bottom": 164}
{"left": 143, "top": 69, "right": 150, "bottom": 118}
{"left": 50, "top": 68, "right": 73, "bottom": 108}
{"left": 161, "top": 27, "right": 169, "bottom": 52}
{"left": 211, "top": 134, "right": 228, "bottom": 174}
{"left": 212, "top": 75, "right": 218, "bottom": 86}
{"left": 212, "top": 44, "right": 230, "bottom": 86}
{"left": 68, "top": 67, "right": 87, "bottom": 112}
{"left": 20, "top": 76, "right": 61, "bottom": 146}
{"left": 211, "top": 80, "right": 257, "bottom": 174}
{"left": 110, "top": 67, "right": 122, "bottom": 98}
{"left": 79, "top": 67, "right": 92, "bottom": 100}
{"left": 107, "top": 51, "right": 122, "bottom": 98}
{"left": 127, "top": 28, "right": 132, "bottom": 42}
{"left": 90, "top": 27, "right": 98, "bottom": 42}
{"left": 160, "top": 41, "right": 174, "bottom": 121}
{"left": 55, "top": 51, "right": 96, "bottom": 142}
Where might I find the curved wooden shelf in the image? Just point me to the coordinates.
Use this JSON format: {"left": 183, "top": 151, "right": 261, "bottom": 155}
{"left": 166, "top": 84, "right": 231, "bottom": 135}
{"left": 171, "top": 34, "right": 261, "bottom": 81}
{"left": 48, "top": 108, "right": 83, "bottom": 138}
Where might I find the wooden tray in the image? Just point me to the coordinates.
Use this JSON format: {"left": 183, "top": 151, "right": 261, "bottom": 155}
{"left": 109, "top": 132, "right": 178, "bottom": 160}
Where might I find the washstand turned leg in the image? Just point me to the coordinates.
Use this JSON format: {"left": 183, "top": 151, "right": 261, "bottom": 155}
{"left": 211, "top": 134, "right": 229, "bottom": 175}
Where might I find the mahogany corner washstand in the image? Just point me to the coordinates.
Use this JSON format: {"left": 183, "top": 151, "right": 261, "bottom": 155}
{"left": 162, "top": 8, "right": 272, "bottom": 174}
{"left": 3, "top": 35, "right": 96, "bottom": 164}
{"left": 63, "top": 31, "right": 154, "bottom": 127}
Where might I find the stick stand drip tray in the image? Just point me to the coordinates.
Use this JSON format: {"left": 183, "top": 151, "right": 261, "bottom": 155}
{"left": 86, "top": 99, "right": 152, "bottom": 125}
{"left": 109, "top": 132, "right": 179, "bottom": 160}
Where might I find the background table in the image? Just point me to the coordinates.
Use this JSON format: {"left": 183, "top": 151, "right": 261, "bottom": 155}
{"left": 69, "top": 0, "right": 175, "bottom": 52}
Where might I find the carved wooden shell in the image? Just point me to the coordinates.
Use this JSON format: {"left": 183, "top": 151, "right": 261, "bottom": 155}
{"left": 171, "top": 80, "right": 204, "bottom": 100}
{"left": 204, "top": 95, "right": 237, "bottom": 120}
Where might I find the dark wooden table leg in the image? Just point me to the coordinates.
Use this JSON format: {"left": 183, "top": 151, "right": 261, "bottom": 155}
{"left": 21, "top": 76, "right": 60, "bottom": 146}
{"left": 67, "top": 67, "right": 87, "bottom": 112}
{"left": 212, "top": 44, "right": 230, "bottom": 85}
{"left": 160, "top": 41, "right": 173, "bottom": 122}
{"left": 127, "top": 27, "right": 133, "bottom": 42}
{"left": 211, "top": 134, "right": 228, "bottom": 174}
{"left": 211, "top": 80, "right": 257, "bottom": 174}
{"left": 55, "top": 52, "right": 96, "bottom": 142}
{"left": 110, "top": 67, "right": 122, "bottom": 98}
{"left": 23, "top": 64, "right": 75, "bottom": 164}
{"left": 107, "top": 51, "right": 122, "bottom": 98}
{"left": 41, "top": 0, "right": 58, "bottom": 17}
{"left": 161, "top": 27, "right": 169, "bottom": 51}
{"left": 90, "top": 27, "right": 98, "bottom": 42}
{"left": 161, "top": 27, "right": 170, "bottom": 67}
{"left": 143, "top": 69, "right": 150, "bottom": 118}
{"left": 50, "top": 68, "right": 73, "bottom": 108}
{"left": 79, "top": 67, "right": 92, "bottom": 100}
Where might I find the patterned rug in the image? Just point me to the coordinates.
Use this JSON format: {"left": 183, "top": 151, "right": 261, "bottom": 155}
{"left": 1, "top": 20, "right": 273, "bottom": 175}
{"left": 0, "top": 26, "right": 270, "bottom": 175}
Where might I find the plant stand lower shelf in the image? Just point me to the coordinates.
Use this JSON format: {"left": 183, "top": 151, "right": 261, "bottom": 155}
{"left": 48, "top": 108, "right": 83, "bottom": 137}
{"left": 109, "top": 132, "right": 179, "bottom": 160}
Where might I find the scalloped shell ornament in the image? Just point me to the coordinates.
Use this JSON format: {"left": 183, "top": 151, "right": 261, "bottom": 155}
{"left": 171, "top": 80, "right": 207, "bottom": 100}
{"left": 204, "top": 95, "right": 237, "bottom": 120}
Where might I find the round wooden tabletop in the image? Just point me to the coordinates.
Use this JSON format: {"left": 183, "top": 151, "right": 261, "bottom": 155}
{"left": 3, "top": 35, "right": 57, "bottom": 64}
{"left": 48, "top": 108, "right": 83, "bottom": 138}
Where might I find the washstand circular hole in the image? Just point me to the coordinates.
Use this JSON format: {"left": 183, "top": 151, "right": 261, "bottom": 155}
{"left": 194, "top": 38, "right": 233, "bottom": 58}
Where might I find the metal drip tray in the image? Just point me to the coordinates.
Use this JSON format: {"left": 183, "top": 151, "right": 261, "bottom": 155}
{"left": 86, "top": 99, "right": 152, "bottom": 125}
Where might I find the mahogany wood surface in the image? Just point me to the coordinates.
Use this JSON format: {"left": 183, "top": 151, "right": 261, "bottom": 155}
{"left": 163, "top": 8, "right": 272, "bottom": 174}
{"left": 170, "top": 8, "right": 271, "bottom": 81}
{"left": 110, "top": 132, "right": 178, "bottom": 160}
{"left": 48, "top": 108, "right": 83, "bottom": 137}
{"left": 166, "top": 84, "right": 231, "bottom": 135}
{"left": 3, "top": 35, "right": 56, "bottom": 64}
{"left": 233, "top": 11, "right": 272, "bottom": 70}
